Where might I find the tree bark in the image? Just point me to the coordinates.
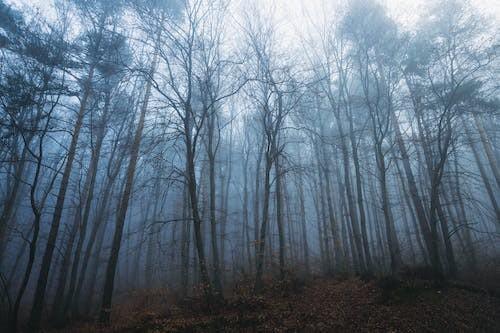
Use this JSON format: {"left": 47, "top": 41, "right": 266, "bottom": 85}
{"left": 274, "top": 154, "right": 286, "bottom": 280}
{"left": 99, "top": 54, "right": 156, "bottom": 322}
{"left": 473, "top": 113, "right": 500, "bottom": 188}
{"left": 28, "top": 66, "right": 94, "bottom": 331}
{"left": 63, "top": 90, "right": 111, "bottom": 319}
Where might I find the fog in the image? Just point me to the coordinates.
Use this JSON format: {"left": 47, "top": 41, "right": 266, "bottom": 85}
{"left": 0, "top": 0, "right": 499, "bottom": 331}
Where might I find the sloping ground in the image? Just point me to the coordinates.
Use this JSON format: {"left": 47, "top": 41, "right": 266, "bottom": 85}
{"left": 51, "top": 277, "right": 500, "bottom": 333}
{"left": 151, "top": 279, "right": 500, "bottom": 332}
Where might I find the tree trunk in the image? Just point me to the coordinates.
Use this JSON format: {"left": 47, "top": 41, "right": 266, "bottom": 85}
{"left": 348, "top": 118, "right": 372, "bottom": 272}
{"left": 81, "top": 202, "right": 110, "bottom": 316}
{"left": 253, "top": 139, "right": 264, "bottom": 261}
{"left": 184, "top": 103, "right": 212, "bottom": 302}
{"left": 336, "top": 120, "right": 366, "bottom": 272}
{"left": 99, "top": 55, "right": 155, "bottom": 322}
{"left": 296, "top": 165, "right": 310, "bottom": 276}
{"left": 463, "top": 118, "right": 500, "bottom": 227}
{"left": 180, "top": 184, "right": 191, "bottom": 296}
{"left": 451, "top": 149, "right": 477, "bottom": 270}
{"left": 242, "top": 145, "right": 252, "bottom": 272}
{"left": 395, "top": 161, "right": 428, "bottom": 264}
{"left": 255, "top": 151, "right": 272, "bottom": 292}
{"left": 220, "top": 124, "right": 233, "bottom": 286}
{"left": 52, "top": 209, "right": 81, "bottom": 324}
{"left": 72, "top": 154, "right": 122, "bottom": 316}
{"left": 375, "top": 145, "right": 402, "bottom": 273}
{"left": 473, "top": 113, "right": 500, "bottom": 188}
{"left": 319, "top": 143, "right": 345, "bottom": 272}
{"left": 390, "top": 102, "right": 440, "bottom": 272}
{"left": 63, "top": 91, "right": 110, "bottom": 319}
{"left": 316, "top": 164, "right": 332, "bottom": 273}
{"left": 28, "top": 66, "right": 94, "bottom": 331}
{"left": 274, "top": 154, "right": 286, "bottom": 280}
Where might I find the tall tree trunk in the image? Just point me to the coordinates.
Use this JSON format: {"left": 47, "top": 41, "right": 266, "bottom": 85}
{"left": 463, "top": 118, "right": 500, "bottom": 227}
{"left": 274, "top": 154, "right": 286, "bottom": 280}
{"left": 375, "top": 145, "right": 402, "bottom": 273}
{"left": 319, "top": 143, "right": 345, "bottom": 272}
{"left": 336, "top": 121, "right": 366, "bottom": 272}
{"left": 253, "top": 140, "right": 264, "bottom": 261}
{"left": 72, "top": 155, "right": 122, "bottom": 316}
{"left": 391, "top": 97, "right": 441, "bottom": 273}
{"left": 242, "top": 145, "right": 252, "bottom": 273}
{"left": 0, "top": 104, "right": 47, "bottom": 261}
{"left": 396, "top": 180, "right": 417, "bottom": 265}
{"left": 368, "top": 174, "right": 386, "bottom": 265}
{"left": 317, "top": 164, "right": 332, "bottom": 273}
{"left": 9, "top": 214, "right": 39, "bottom": 332}
{"left": 99, "top": 55, "right": 156, "bottom": 322}
{"left": 255, "top": 150, "right": 272, "bottom": 292}
{"left": 0, "top": 146, "right": 28, "bottom": 256}
{"left": 7, "top": 225, "right": 32, "bottom": 285}
{"left": 184, "top": 106, "right": 212, "bottom": 302}
{"left": 296, "top": 165, "right": 310, "bottom": 276}
{"left": 285, "top": 184, "right": 297, "bottom": 267}
{"left": 207, "top": 112, "right": 223, "bottom": 294}
{"left": 395, "top": 161, "right": 428, "bottom": 264}
{"left": 220, "top": 124, "right": 233, "bottom": 286}
{"left": 52, "top": 209, "right": 81, "bottom": 324}
{"left": 416, "top": 111, "right": 456, "bottom": 277}
{"left": 8, "top": 133, "right": 55, "bottom": 332}
{"left": 451, "top": 149, "right": 477, "bottom": 270}
{"left": 473, "top": 114, "right": 500, "bottom": 188}
{"left": 145, "top": 186, "right": 160, "bottom": 287}
{"left": 63, "top": 91, "right": 111, "bottom": 319}
{"left": 348, "top": 119, "right": 372, "bottom": 272}
{"left": 414, "top": 107, "right": 447, "bottom": 278}
{"left": 28, "top": 66, "right": 95, "bottom": 331}
{"left": 82, "top": 199, "right": 112, "bottom": 317}
{"left": 180, "top": 185, "right": 191, "bottom": 296}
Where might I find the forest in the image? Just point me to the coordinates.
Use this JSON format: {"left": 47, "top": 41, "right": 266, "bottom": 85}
{"left": 0, "top": 0, "right": 499, "bottom": 331}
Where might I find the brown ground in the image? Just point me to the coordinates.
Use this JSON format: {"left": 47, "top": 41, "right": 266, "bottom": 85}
{"left": 48, "top": 276, "right": 500, "bottom": 333}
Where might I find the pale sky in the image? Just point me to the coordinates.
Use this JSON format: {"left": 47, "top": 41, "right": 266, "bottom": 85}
{"left": 245, "top": 0, "right": 500, "bottom": 31}
{"left": 11, "top": 0, "right": 500, "bottom": 22}
{"left": 8, "top": 0, "right": 500, "bottom": 45}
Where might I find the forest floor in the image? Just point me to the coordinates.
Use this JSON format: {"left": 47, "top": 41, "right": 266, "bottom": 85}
{"left": 49, "top": 275, "right": 500, "bottom": 332}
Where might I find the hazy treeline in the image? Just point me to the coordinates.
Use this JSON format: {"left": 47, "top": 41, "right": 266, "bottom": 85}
{"left": 0, "top": 0, "right": 498, "bottom": 331}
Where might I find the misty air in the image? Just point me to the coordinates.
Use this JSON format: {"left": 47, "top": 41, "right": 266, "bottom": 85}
{"left": 0, "top": 0, "right": 499, "bottom": 332}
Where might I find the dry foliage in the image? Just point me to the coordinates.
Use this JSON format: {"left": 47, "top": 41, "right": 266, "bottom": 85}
{"left": 47, "top": 273, "right": 500, "bottom": 332}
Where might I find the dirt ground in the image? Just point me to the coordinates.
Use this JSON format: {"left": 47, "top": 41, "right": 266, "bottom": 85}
{"left": 49, "top": 275, "right": 500, "bottom": 332}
